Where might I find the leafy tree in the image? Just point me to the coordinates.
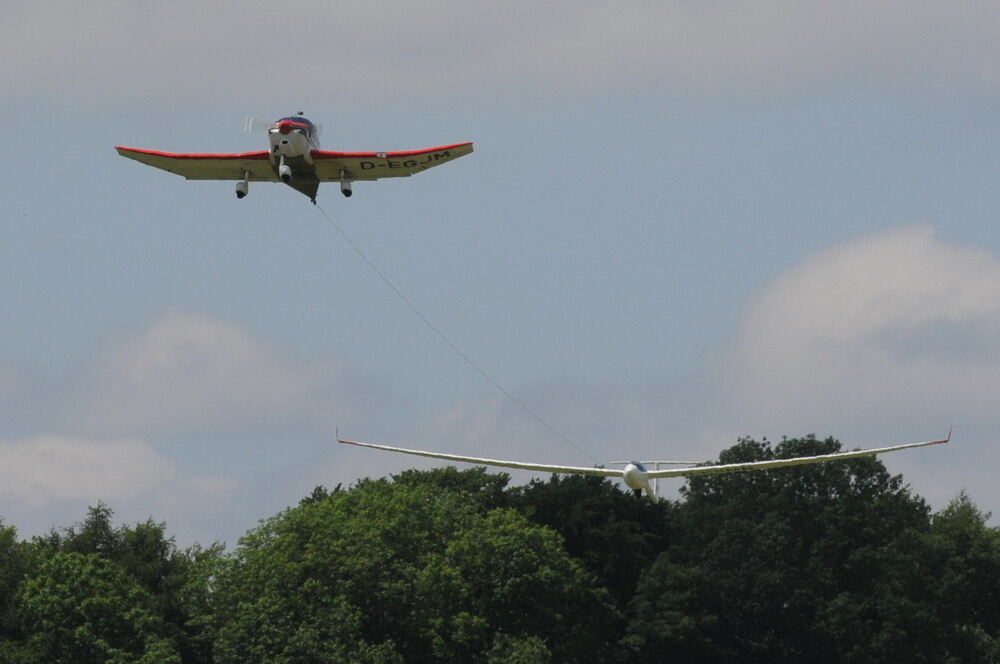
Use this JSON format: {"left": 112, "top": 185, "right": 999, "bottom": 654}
{"left": 510, "top": 474, "right": 676, "bottom": 607}
{"left": 44, "top": 503, "right": 122, "bottom": 558}
{"left": 207, "top": 477, "right": 616, "bottom": 663}
{"left": 30, "top": 504, "right": 219, "bottom": 663}
{"left": 1, "top": 437, "right": 998, "bottom": 664}
{"left": 392, "top": 466, "right": 513, "bottom": 512}
{"left": 485, "top": 633, "right": 551, "bottom": 663}
{"left": 0, "top": 521, "right": 33, "bottom": 662}
{"left": 627, "top": 436, "right": 942, "bottom": 663}
{"left": 0, "top": 522, "right": 25, "bottom": 633}
{"left": 17, "top": 552, "right": 180, "bottom": 663}
{"left": 925, "top": 493, "right": 1000, "bottom": 662}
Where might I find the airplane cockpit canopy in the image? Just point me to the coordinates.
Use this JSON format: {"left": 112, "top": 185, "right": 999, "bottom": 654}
{"left": 277, "top": 115, "right": 314, "bottom": 126}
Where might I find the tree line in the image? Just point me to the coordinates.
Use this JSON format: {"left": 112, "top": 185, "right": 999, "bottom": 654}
{"left": 1, "top": 435, "right": 997, "bottom": 663}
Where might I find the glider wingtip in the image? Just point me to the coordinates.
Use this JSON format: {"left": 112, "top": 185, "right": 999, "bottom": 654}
{"left": 926, "top": 428, "right": 952, "bottom": 447}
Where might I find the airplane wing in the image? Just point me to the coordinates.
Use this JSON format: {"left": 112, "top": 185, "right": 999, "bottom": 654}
{"left": 646, "top": 434, "right": 950, "bottom": 479}
{"left": 340, "top": 433, "right": 949, "bottom": 482}
{"left": 312, "top": 142, "right": 474, "bottom": 182}
{"left": 116, "top": 147, "right": 278, "bottom": 181}
{"left": 338, "top": 439, "right": 620, "bottom": 478}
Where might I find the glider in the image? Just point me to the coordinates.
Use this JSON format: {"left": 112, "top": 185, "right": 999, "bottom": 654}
{"left": 338, "top": 433, "right": 950, "bottom": 499}
{"left": 116, "top": 113, "right": 473, "bottom": 203}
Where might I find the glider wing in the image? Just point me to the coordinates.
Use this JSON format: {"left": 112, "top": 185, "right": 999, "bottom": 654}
{"left": 312, "top": 142, "right": 474, "bottom": 182}
{"left": 338, "top": 439, "right": 620, "bottom": 478}
{"left": 646, "top": 434, "right": 951, "bottom": 479}
{"left": 340, "top": 433, "right": 949, "bottom": 482}
{"left": 116, "top": 147, "right": 277, "bottom": 181}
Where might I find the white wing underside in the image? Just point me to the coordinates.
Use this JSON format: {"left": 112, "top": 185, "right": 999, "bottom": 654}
{"left": 656, "top": 436, "right": 949, "bottom": 478}
{"left": 338, "top": 434, "right": 949, "bottom": 479}
{"left": 115, "top": 143, "right": 474, "bottom": 182}
{"left": 339, "top": 439, "right": 622, "bottom": 478}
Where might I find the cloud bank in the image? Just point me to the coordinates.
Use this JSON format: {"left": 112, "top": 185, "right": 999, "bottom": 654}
{"left": 0, "top": 311, "right": 396, "bottom": 542}
{"left": 70, "top": 311, "right": 335, "bottom": 437}
{"left": 5, "top": 2, "right": 1000, "bottom": 104}
{"left": 723, "top": 225, "right": 1000, "bottom": 433}
{"left": 0, "top": 435, "right": 174, "bottom": 507}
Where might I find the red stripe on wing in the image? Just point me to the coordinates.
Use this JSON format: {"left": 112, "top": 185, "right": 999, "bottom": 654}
{"left": 115, "top": 147, "right": 270, "bottom": 160}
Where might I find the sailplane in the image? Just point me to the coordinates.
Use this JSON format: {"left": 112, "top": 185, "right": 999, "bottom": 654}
{"left": 338, "top": 433, "right": 950, "bottom": 499}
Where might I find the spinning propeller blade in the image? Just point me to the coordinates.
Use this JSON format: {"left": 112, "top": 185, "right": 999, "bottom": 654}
{"left": 244, "top": 115, "right": 272, "bottom": 133}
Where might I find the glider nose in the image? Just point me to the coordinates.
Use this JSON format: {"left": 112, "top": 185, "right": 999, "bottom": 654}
{"left": 622, "top": 462, "right": 650, "bottom": 491}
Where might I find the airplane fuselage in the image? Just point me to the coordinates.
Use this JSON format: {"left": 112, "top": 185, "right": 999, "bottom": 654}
{"left": 269, "top": 116, "right": 318, "bottom": 160}
{"left": 262, "top": 115, "right": 327, "bottom": 200}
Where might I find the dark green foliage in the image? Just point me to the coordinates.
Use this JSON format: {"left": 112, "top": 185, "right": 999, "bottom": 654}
{"left": 925, "top": 493, "right": 1000, "bottom": 662}
{"left": 509, "top": 474, "right": 676, "bottom": 618}
{"left": 207, "top": 478, "right": 616, "bottom": 663}
{"left": 17, "top": 552, "right": 180, "bottom": 663}
{"left": 0, "top": 521, "right": 31, "bottom": 660}
{"left": 0, "top": 435, "right": 998, "bottom": 663}
{"left": 18, "top": 504, "right": 221, "bottom": 664}
{"left": 392, "top": 466, "right": 513, "bottom": 512}
{"left": 626, "top": 436, "right": 957, "bottom": 664}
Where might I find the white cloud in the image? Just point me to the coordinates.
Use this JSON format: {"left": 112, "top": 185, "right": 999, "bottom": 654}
{"left": 67, "top": 311, "right": 381, "bottom": 438}
{"left": 0, "top": 435, "right": 175, "bottom": 507}
{"left": 383, "top": 227, "right": 1000, "bottom": 457}
{"left": 0, "top": 433, "right": 241, "bottom": 545}
{"left": 722, "top": 225, "right": 1000, "bottom": 431}
{"left": 701, "top": 225, "right": 1000, "bottom": 513}
{"left": 4, "top": 2, "right": 1000, "bottom": 103}
{"left": 0, "top": 309, "right": 401, "bottom": 540}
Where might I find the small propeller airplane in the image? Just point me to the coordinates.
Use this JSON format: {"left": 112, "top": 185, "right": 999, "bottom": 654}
{"left": 338, "top": 432, "right": 950, "bottom": 499}
{"left": 116, "top": 113, "right": 474, "bottom": 203}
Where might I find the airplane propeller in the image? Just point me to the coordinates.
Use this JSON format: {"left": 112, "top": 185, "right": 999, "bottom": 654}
{"left": 244, "top": 115, "right": 272, "bottom": 133}
{"left": 245, "top": 113, "right": 322, "bottom": 138}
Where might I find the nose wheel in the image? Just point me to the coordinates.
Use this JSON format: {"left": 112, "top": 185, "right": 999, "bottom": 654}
{"left": 278, "top": 155, "right": 292, "bottom": 183}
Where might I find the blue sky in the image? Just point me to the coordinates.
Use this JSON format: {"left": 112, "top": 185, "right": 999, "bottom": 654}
{"left": 3, "top": 2, "right": 1000, "bottom": 544}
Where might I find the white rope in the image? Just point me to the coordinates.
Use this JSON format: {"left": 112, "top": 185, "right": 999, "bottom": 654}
{"left": 314, "top": 202, "right": 598, "bottom": 464}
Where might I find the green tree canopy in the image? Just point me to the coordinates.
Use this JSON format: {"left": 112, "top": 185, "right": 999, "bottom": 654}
{"left": 208, "top": 477, "right": 617, "bottom": 663}
{"left": 925, "top": 493, "right": 1000, "bottom": 662}
{"left": 627, "top": 435, "right": 943, "bottom": 663}
{"left": 0, "top": 436, "right": 997, "bottom": 664}
{"left": 29, "top": 504, "right": 220, "bottom": 664}
{"left": 0, "top": 521, "right": 32, "bottom": 662}
{"left": 17, "top": 552, "right": 180, "bottom": 664}
{"left": 510, "top": 474, "right": 676, "bottom": 607}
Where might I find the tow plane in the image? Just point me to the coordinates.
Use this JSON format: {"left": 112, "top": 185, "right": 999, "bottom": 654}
{"left": 116, "top": 113, "right": 473, "bottom": 203}
{"left": 338, "top": 432, "right": 950, "bottom": 499}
